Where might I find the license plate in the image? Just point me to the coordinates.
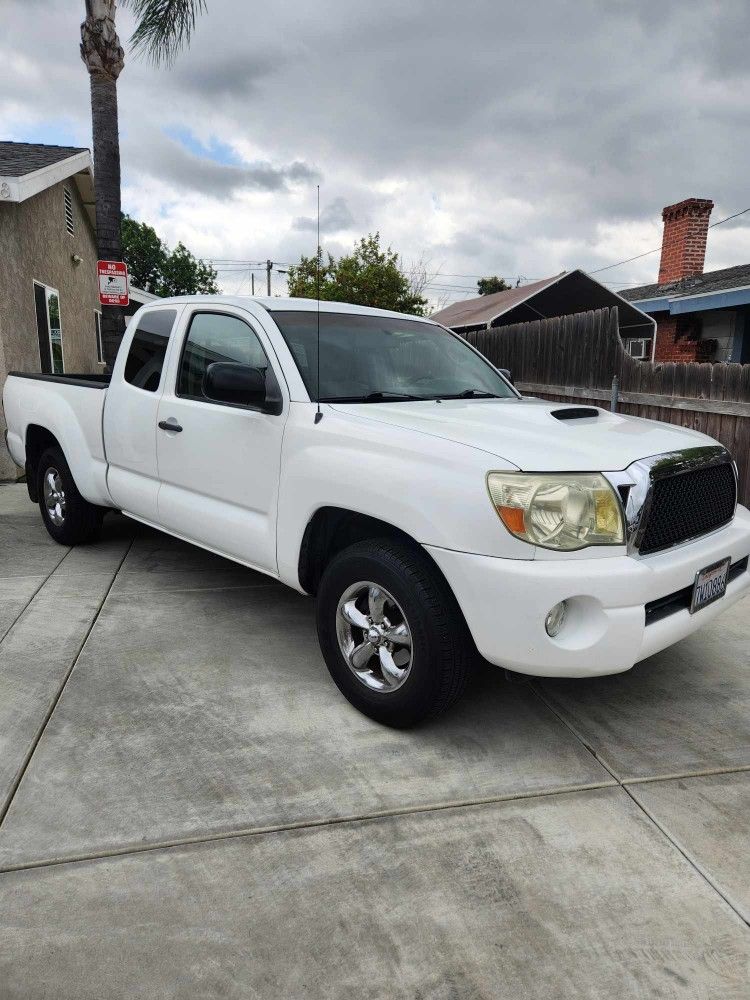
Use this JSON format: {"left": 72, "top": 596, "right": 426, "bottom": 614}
{"left": 690, "top": 557, "right": 731, "bottom": 614}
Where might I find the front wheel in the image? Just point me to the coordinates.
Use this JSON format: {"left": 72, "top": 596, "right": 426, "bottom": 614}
{"left": 316, "top": 539, "right": 472, "bottom": 727}
{"left": 37, "top": 446, "right": 102, "bottom": 545}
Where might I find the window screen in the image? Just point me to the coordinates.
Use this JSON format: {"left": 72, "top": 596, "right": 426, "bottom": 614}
{"left": 95, "top": 311, "right": 103, "bottom": 363}
{"left": 124, "top": 309, "right": 177, "bottom": 392}
{"left": 33, "top": 282, "right": 64, "bottom": 374}
{"left": 178, "top": 312, "right": 270, "bottom": 400}
{"left": 34, "top": 283, "right": 52, "bottom": 374}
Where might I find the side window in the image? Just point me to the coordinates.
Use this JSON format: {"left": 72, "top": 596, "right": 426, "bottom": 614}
{"left": 124, "top": 309, "right": 177, "bottom": 392}
{"left": 177, "top": 312, "right": 271, "bottom": 401}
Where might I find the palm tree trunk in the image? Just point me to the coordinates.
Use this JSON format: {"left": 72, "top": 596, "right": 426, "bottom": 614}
{"left": 81, "top": 0, "right": 125, "bottom": 368}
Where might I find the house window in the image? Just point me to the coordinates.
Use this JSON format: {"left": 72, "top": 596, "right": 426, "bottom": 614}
{"left": 63, "top": 187, "right": 74, "bottom": 235}
{"left": 625, "top": 337, "right": 649, "bottom": 360}
{"left": 700, "top": 310, "right": 736, "bottom": 362}
{"left": 95, "top": 310, "right": 103, "bottom": 363}
{"left": 33, "top": 282, "right": 65, "bottom": 374}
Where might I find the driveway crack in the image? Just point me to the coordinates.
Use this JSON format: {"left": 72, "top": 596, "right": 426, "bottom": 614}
{"left": 528, "top": 680, "right": 750, "bottom": 931}
{"left": 0, "top": 538, "right": 134, "bottom": 830}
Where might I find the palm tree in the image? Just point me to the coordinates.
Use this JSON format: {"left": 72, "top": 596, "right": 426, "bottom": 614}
{"left": 80, "top": 0, "right": 206, "bottom": 364}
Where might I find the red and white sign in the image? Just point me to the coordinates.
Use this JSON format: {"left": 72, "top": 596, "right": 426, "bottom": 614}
{"left": 97, "top": 260, "right": 129, "bottom": 306}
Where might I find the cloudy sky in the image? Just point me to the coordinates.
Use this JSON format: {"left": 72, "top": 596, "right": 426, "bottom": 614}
{"left": 2, "top": 0, "right": 749, "bottom": 306}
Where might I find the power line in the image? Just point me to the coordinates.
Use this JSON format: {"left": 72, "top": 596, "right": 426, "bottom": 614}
{"left": 709, "top": 206, "right": 750, "bottom": 228}
{"left": 589, "top": 247, "right": 661, "bottom": 275}
{"left": 590, "top": 205, "right": 750, "bottom": 275}
{"left": 211, "top": 203, "right": 750, "bottom": 297}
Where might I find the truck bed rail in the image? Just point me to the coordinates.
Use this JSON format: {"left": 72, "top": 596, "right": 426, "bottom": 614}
{"left": 7, "top": 371, "right": 110, "bottom": 389}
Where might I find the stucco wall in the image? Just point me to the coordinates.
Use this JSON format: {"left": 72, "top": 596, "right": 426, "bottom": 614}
{"left": 0, "top": 179, "right": 100, "bottom": 479}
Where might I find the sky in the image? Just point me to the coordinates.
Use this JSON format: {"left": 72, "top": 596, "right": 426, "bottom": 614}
{"left": 2, "top": 0, "right": 750, "bottom": 307}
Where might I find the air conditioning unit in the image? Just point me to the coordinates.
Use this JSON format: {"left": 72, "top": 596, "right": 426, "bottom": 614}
{"left": 626, "top": 338, "right": 649, "bottom": 360}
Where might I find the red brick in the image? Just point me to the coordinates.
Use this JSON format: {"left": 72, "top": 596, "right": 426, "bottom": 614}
{"left": 658, "top": 198, "right": 713, "bottom": 285}
{"left": 653, "top": 313, "right": 704, "bottom": 362}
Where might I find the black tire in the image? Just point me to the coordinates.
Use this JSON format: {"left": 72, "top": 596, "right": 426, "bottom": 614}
{"left": 316, "top": 538, "right": 472, "bottom": 727}
{"left": 36, "top": 446, "right": 102, "bottom": 545}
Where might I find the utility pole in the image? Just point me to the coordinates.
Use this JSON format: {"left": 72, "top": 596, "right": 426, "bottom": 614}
{"left": 251, "top": 272, "right": 255, "bottom": 295}
{"left": 266, "top": 259, "right": 273, "bottom": 296}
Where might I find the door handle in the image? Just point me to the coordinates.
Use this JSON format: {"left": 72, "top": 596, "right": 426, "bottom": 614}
{"left": 158, "top": 419, "right": 183, "bottom": 433}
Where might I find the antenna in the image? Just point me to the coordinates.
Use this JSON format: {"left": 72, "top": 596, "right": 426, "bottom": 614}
{"left": 314, "top": 184, "right": 323, "bottom": 424}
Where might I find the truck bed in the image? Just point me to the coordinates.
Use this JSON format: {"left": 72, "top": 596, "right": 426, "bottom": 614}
{"left": 3, "top": 371, "right": 112, "bottom": 506}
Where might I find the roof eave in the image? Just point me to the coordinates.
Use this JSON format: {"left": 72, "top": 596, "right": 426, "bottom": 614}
{"left": 72, "top": 167, "right": 96, "bottom": 231}
{"left": 0, "top": 149, "right": 93, "bottom": 207}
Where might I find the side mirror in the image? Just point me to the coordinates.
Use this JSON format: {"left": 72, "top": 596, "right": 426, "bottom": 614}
{"left": 499, "top": 368, "right": 514, "bottom": 385}
{"left": 203, "top": 362, "right": 267, "bottom": 408}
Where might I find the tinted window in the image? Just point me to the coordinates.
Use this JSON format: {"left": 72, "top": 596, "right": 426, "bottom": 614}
{"left": 178, "top": 312, "right": 270, "bottom": 400}
{"left": 270, "top": 311, "right": 516, "bottom": 402}
{"left": 34, "top": 282, "right": 64, "bottom": 375}
{"left": 124, "top": 309, "right": 177, "bottom": 392}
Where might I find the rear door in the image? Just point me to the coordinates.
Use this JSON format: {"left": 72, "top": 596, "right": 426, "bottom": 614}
{"left": 155, "top": 306, "right": 287, "bottom": 574}
{"left": 103, "top": 306, "right": 180, "bottom": 521}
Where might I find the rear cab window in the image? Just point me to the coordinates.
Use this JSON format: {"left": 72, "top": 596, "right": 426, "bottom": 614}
{"left": 124, "top": 309, "right": 178, "bottom": 392}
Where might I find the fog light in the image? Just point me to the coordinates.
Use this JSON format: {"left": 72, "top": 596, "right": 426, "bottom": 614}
{"left": 545, "top": 601, "right": 567, "bottom": 637}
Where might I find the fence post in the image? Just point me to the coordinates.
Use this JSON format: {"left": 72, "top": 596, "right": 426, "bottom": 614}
{"left": 610, "top": 375, "right": 619, "bottom": 413}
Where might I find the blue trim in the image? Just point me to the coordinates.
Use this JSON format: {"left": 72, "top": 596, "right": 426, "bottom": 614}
{"left": 629, "top": 296, "right": 670, "bottom": 313}
{"left": 669, "top": 287, "right": 750, "bottom": 315}
{"left": 630, "top": 287, "right": 750, "bottom": 316}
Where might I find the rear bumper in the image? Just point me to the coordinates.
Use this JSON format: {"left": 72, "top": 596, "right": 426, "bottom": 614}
{"left": 426, "top": 505, "right": 750, "bottom": 678}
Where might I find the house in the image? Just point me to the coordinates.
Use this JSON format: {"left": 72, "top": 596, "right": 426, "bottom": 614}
{"left": 430, "top": 269, "right": 655, "bottom": 353}
{"left": 621, "top": 198, "right": 750, "bottom": 364}
{"left": 0, "top": 141, "right": 103, "bottom": 479}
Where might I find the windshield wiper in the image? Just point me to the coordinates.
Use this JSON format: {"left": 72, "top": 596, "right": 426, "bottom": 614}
{"left": 439, "top": 388, "right": 503, "bottom": 399}
{"left": 319, "top": 391, "right": 428, "bottom": 403}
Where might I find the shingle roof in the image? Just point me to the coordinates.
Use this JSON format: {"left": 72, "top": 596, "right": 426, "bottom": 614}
{"left": 430, "top": 274, "right": 563, "bottom": 329}
{"left": 620, "top": 263, "right": 750, "bottom": 302}
{"left": 0, "top": 141, "right": 88, "bottom": 177}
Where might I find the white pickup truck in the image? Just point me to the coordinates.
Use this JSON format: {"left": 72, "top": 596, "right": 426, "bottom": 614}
{"left": 4, "top": 296, "right": 750, "bottom": 726}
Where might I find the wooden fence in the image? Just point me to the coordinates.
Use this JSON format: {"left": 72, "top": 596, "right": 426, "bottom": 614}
{"left": 462, "top": 306, "right": 750, "bottom": 505}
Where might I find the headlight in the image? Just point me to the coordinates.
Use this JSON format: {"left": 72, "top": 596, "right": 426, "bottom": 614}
{"left": 486, "top": 472, "right": 625, "bottom": 550}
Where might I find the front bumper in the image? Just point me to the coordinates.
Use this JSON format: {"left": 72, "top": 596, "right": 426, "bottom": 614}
{"left": 426, "top": 505, "right": 750, "bottom": 678}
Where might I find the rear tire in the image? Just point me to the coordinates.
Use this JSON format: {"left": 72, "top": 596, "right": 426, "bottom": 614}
{"left": 37, "top": 446, "right": 102, "bottom": 545}
{"left": 316, "top": 538, "right": 472, "bottom": 727}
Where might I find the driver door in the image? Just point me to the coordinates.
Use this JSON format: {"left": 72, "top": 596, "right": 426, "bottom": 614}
{"left": 156, "top": 307, "right": 286, "bottom": 574}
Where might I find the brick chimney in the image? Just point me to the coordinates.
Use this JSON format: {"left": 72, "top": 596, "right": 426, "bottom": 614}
{"left": 658, "top": 198, "right": 714, "bottom": 285}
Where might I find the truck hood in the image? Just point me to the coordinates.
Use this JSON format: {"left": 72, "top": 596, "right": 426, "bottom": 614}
{"left": 329, "top": 397, "right": 716, "bottom": 472}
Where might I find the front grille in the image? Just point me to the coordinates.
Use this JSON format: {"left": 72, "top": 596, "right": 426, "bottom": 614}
{"left": 639, "top": 462, "right": 737, "bottom": 555}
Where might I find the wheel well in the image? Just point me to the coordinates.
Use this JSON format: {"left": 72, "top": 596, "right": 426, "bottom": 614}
{"left": 24, "top": 425, "right": 61, "bottom": 503}
{"left": 298, "top": 508, "right": 427, "bottom": 595}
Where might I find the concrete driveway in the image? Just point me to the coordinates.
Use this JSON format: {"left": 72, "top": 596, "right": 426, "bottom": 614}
{"left": 0, "top": 482, "right": 748, "bottom": 998}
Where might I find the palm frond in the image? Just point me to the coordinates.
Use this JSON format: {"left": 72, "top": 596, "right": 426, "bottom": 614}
{"left": 121, "top": 0, "right": 207, "bottom": 66}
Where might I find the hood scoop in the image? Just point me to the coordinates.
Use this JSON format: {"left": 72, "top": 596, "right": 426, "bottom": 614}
{"left": 551, "top": 407, "right": 600, "bottom": 421}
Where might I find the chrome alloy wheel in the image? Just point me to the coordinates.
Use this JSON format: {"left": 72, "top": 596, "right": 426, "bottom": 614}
{"left": 43, "top": 467, "right": 67, "bottom": 526}
{"left": 335, "top": 581, "right": 413, "bottom": 692}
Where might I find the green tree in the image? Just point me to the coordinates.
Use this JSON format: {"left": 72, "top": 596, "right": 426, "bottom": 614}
{"left": 121, "top": 214, "right": 219, "bottom": 295}
{"left": 80, "top": 0, "right": 207, "bottom": 363}
{"left": 120, "top": 214, "right": 165, "bottom": 292}
{"left": 159, "top": 241, "right": 219, "bottom": 295}
{"left": 286, "top": 234, "right": 428, "bottom": 316}
{"left": 477, "top": 276, "right": 511, "bottom": 296}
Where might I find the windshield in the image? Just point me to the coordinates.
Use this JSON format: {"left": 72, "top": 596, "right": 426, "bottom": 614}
{"left": 270, "top": 311, "right": 516, "bottom": 402}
